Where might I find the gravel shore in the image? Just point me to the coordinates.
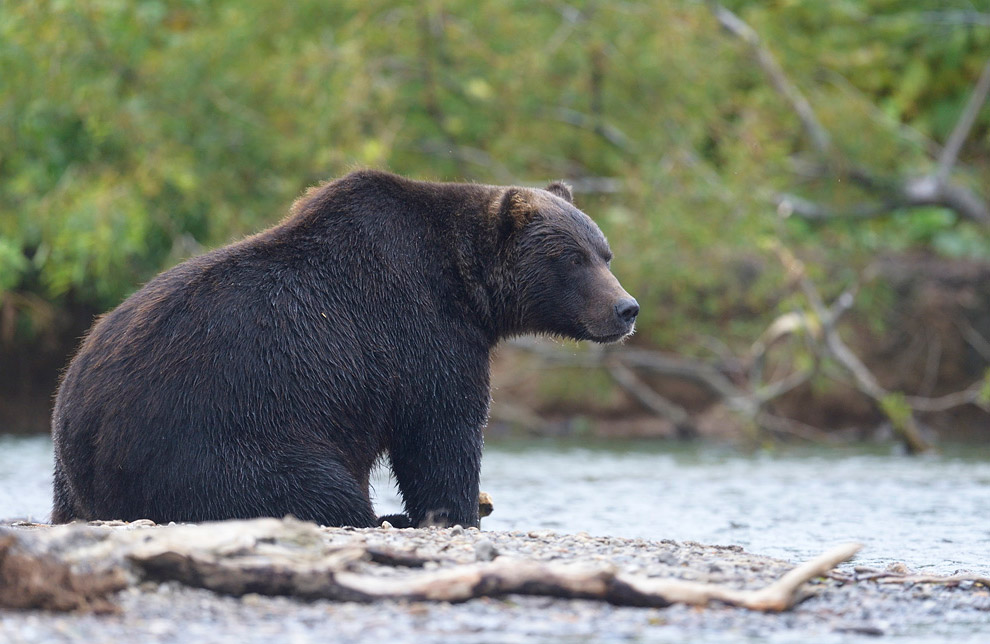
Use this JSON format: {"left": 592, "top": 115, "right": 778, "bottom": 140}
{"left": 1, "top": 521, "right": 988, "bottom": 643}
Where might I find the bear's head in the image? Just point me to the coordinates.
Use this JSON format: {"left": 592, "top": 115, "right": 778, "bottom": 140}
{"left": 495, "top": 181, "right": 638, "bottom": 343}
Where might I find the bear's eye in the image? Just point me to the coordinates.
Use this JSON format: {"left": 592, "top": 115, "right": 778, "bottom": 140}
{"left": 568, "top": 252, "right": 587, "bottom": 266}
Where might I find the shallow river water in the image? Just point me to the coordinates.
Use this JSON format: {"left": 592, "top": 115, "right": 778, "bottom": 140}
{"left": 2, "top": 435, "right": 988, "bottom": 574}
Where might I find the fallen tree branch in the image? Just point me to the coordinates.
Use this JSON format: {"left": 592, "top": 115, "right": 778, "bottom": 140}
{"left": 607, "top": 362, "right": 696, "bottom": 438}
{"left": 774, "top": 248, "right": 933, "bottom": 453}
{"left": 756, "top": 411, "right": 843, "bottom": 444}
{"left": 133, "top": 531, "right": 861, "bottom": 611}
{"left": 488, "top": 400, "right": 550, "bottom": 434}
{"left": 507, "top": 339, "right": 756, "bottom": 419}
{"left": 905, "top": 381, "right": 990, "bottom": 413}
{"left": 830, "top": 565, "right": 990, "bottom": 588}
{"left": 0, "top": 534, "right": 126, "bottom": 613}
{"left": 507, "top": 240, "right": 989, "bottom": 446}
{"left": 871, "top": 572, "right": 990, "bottom": 587}
{"left": 752, "top": 366, "right": 815, "bottom": 407}
{"left": 0, "top": 519, "right": 864, "bottom": 613}
{"left": 777, "top": 247, "right": 990, "bottom": 417}
{"left": 617, "top": 347, "right": 743, "bottom": 403}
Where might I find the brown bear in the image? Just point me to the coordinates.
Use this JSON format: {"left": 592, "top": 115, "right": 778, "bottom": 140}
{"left": 51, "top": 170, "right": 638, "bottom": 528}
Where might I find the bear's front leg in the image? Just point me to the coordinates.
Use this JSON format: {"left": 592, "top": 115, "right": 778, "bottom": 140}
{"left": 388, "top": 421, "right": 482, "bottom": 529}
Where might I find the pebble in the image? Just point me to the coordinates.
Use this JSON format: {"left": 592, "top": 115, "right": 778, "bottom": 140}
{"left": 474, "top": 538, "right": 499, "bottom": 562}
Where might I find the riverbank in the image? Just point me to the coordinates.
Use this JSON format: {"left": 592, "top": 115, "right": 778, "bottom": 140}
{"left": 5, "top": 435, "right": 990, "bottom": 578}
{"left": 1, "top": 518, "right": 987, "bottom": 643}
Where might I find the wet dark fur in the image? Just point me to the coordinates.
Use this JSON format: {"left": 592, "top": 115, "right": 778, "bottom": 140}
{"left": 51, "top": 170, "right": 636, "bottom": 528}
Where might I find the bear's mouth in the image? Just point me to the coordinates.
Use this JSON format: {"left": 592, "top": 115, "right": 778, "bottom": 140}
{"left": 582, "top": 324, "right": 635, "bottom": 344}
{"left": 589, "top": 331, "right": 631, "bottom": 343}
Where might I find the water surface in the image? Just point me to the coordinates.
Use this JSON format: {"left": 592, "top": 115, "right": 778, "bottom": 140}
{"left": 3, "top": 435, "right": 988, "bottom": 574}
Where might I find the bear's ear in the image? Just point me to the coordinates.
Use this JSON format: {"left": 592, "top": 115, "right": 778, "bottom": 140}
{"left": 545, "top": 181, "right": 573, "bottom": 203}
{"left": 496, "top": 187, "right": 537, "bottom": 234}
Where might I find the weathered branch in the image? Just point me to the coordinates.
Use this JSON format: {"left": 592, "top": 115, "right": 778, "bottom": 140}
{"left": 509, "top": 337, "right": 816, "bottom": 435}
{"left": 756, "top": 411, "right": 842, "bottom": 444}
{"left": 776, "top": 193, "right": 903, "bottom": 222}
{"left": 488, "top": 400, "right": 549, "bottom": 434}
{"left": 752, "top": 366, "right": 815, "bottom": 407}
{"left": 507, "top": 238, "right": 988, "bottom": 446}
{"left": 777, "top": 175, "right": 990, "bottom": 226}
{"left": 607, "top": 362, "right": 696, "bottom": 438}
{"left": 903, "top": 175, "right": 990, "bottom": 226}
{"left": 871, "top": 572, "right": 990, "bottom": 586}
{"left": 132, "top": 529, "right": 861, "bottom": 612}
{"left": 784, "top": 259, "right": 933, "bottom": 452}
{"left": 0, "top": 534, "right": 125, "bottom": 613}
{"left": 785, "top": 245, "right": 989, "bottom": 448}
{"left": 507, "top": 339, "right": 748, "bottom": 415}
{"left": 795, "top": 275, "right": 989, "bottom": 414}
{"left": 905, "top": 382, "right": 989, "bottom": 413}
{"left": 831, "top": 563, "right": 990, "bottom": 588}
{"left": 714, "top": 6, "right": 990, "bottom": 227}
{"left": 957, "top": 318, "right": 990, "bottom": 362}
{"left": 936, "top": 58, "right": 990, "bottom": 182}
{"left": 548, "top": 106, "right": 634, "bottom": 153}
{"left": 709, "top": 2, "right": 831, "bottom": 157}
{"left": 617, "top": 347, "right": 743, "bottom": 403}
{"left": 0, "top": 519, "right": 864, "bottom": 613}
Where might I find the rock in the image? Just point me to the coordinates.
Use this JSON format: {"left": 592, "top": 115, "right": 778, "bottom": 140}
{"left": 474, "top": 539, "right": 499, "bottom": 562}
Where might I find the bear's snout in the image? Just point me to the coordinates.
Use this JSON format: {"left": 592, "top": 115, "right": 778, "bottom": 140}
{"left": 578, "top": 267, "right": 638, "bottom": 343}
{"left": 615, "top": 297, "right": 639, "bottom": 325}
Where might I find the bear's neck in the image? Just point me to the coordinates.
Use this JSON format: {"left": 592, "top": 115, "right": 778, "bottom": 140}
{"left": 453, "top": 220, "right": 539, "bottom": 347}
{"left": 449, "top": 204, "right": 509, "bottom": 347}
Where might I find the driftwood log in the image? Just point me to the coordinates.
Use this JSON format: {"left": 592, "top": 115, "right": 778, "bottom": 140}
{"left": 133, "top": 531, "right": 861, "bottom": 610}
{"left": 0, "top": 533, "right": 126, "bottom": 612}
{"left": 0, "top": 518, "right": 866, "bottom": 613}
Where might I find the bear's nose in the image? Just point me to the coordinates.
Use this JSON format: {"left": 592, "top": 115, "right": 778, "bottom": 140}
{"left": 615, "top": 298, "right": 639, "bottom": 324}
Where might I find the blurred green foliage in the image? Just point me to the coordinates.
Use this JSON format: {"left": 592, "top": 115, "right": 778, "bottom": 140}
{"left": 1, "top": 0, "right": 988, "bottom": 352}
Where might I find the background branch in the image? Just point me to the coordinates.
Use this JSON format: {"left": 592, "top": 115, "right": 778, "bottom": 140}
{"left": 709, "top": 2, "right": 831, "bottom": 157}
{"left": 936, "top": 58, "right": 990, "bottom": 182}
{"left": 506, "top": 242, "right": 987, "bottom": 452}
{"left": 713, "top": 4, "right": 990, "bottom": 227}
{"left": 607, "top": 362, "right": 696, "bottom": 438}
